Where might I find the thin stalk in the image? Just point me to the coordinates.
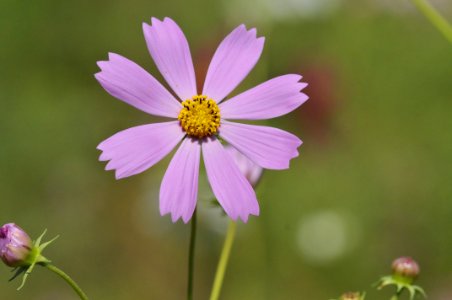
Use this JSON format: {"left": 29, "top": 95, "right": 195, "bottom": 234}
{"left": 44, "top": 264, "right": 88, "bottom": 300}
{"left": 187, "top": 208, "right": 197, "bottom": 300}
{"left": 411, "top": 0, "right": 452, "bottom": 44}
{"left": 209, "top": 220, "right": 237, "bottom": 300}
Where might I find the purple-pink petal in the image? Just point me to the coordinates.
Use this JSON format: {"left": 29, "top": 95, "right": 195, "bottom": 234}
{"left": 219, "top": 74, "right": 308, "bottom": 120}
{"left": 160, "top": 138, "right": 201, "bottom": 223}
{"left": 219, "top": 120, "right": 302, "bottom": 170}
{"left": 143, "top": 17, "right": 197, "bottom": 101}
{"left": 225, "top": 146, "right": 263, "bottom": 186}
{"left": 98, "top": 121, "right": 184, "bottom": 179}
{"left": 202, "top": 137, "right": 259, "bottom": 222}
{"left": 202, "top": 25, "right": 265, "bottom": 103}
{"left": 95, "top": 53, "right": 181, "bottom": 118}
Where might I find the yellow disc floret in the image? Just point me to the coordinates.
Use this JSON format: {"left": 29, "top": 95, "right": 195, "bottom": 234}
{"left": 178, "top": 95, "right": 221, "bottom": 139}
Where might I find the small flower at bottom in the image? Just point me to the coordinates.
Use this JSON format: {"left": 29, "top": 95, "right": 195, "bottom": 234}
{"left": 0, "top": 223, "right": 33, "bottom": 267}
{"left": 95, "top": 17, "right": 308, "bottom": 223}
{"left": 337, "top": 291, "right": 366, "bottom": 300}
{"left": 392, "top": 256, "right": 420, "bottom": 281}
{"left": 1, "top": 224, "right": 58, "bottom": 290}
{"left": 1, "top": 223, "right": 88, "bottom": 299}
{"left": 376, "top": 257, "right": 426, "bottom": 300}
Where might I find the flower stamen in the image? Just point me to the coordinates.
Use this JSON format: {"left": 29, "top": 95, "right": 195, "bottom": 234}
{"left": 178, "top": 95, "right": 220, "bottom": 138}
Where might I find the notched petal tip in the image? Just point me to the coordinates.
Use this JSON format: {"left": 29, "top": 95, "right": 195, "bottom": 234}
{"left": 237, "top": 24, "right": 246, "bottom": 31}
{"left": 159, "top": 211, "right": 187, "bottom": 224}
{"left": 93, "top": 72, "right": 102, "bottom": 80}
{"left": 286, "top": 73, "right": 302, "bottom": 82}
{"left": 105, "top": 160, "right": 115, "bottom": 171}
{"left": 96, "top": 141, "right": 105, "bottom": 151}
{"left": 163, "top": 17, "right": 176, "bottom": 24}
{"left": 297, "top": 138, "right": 303, "bottom": 147}
{"left": 107, "top": 52, "right": 122, "bottom": 61}
{"left": 284, "top": 74, "right": 307, "bottom": 89}
{"left": 256, "top": 37, "right": 265, "bottom": 48}
{"left": 164, "top": 212, "right": 191, "bottom": 224}
{"left": 299, "top": 92, "right": 309, "bottom": 103}
{"left": 98, "top": 151, "right": 110, "bottom": 162}
{"left": 150, "top": 17, "right": 162, "bottom": 25}
{"left": 238, "top": 208, "right": 260, "bottom": 223}
{"left": 96, "top": 61, "right": 109, "bottom": 70}
{"left": 114, "top": 172, "right": 125, "bottom": 180}
{"left": 96, "top": 53, "right": 122, "bottom": 71}
{"left": 142, "top": 22, "right": 151, "bottom": 32}
{"left": 297, "top": 82, "right": 308, "bottom": 91}
{"left": 171, "top": 214, "right": 180, "bottom": 223}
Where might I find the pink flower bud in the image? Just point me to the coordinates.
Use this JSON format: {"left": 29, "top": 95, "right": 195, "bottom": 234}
{"left": 392, "top": 257, "right": 420, "bottom": 279}
{"left": 226, "top": 146, "right": 263, "bottom": 186}
{"left": 0, "top": 223, "right": 33, "bottom": 267}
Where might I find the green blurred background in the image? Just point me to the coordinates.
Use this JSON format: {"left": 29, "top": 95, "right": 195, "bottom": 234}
{"left": 1, "top": 0, "right": 451, "bottom": 299}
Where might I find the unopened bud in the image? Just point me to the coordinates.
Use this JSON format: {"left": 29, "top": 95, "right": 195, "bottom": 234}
{"left": 392, "top": 257, "right": 420, "bottom": 280}
{"left": 0, "top": 223, "right": 33, "bottom": 267}
{"left": 226, "top": 146, "right": 263, "bottom": 186}
{"left": 339, "top": 292, "right": 365, "bottom": 300}
{"left": 377, "top": 257, "right": 425, "bottom": 299}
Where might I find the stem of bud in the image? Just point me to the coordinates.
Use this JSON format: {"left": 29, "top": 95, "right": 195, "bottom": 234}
{"left": 44, "top": 264, "right": 89, "bottom": 300}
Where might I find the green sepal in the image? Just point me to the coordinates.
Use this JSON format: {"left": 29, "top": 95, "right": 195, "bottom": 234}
{"left": 9, "top": 267, "right": 26, "bottom": 282}
{"left": 38, "top": 234, "right": 59, "bottom": 252}
{"left": 376, "top": 275, "right": 426, "bottom": 300}
{"left": 8, "top": 229, "right": 59, "bottom": 290}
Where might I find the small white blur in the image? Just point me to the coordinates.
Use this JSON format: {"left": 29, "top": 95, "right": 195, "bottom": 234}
{"left": 296, "top": 210, "right": 361, "bottom": 264}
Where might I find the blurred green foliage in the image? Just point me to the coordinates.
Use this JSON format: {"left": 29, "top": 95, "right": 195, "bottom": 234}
{"left": 1, "top": 0, "right": 451, "bottom": 299}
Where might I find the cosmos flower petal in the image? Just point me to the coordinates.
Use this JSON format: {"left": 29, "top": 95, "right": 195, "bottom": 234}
{"left": 95, "top": 53, "right": 181, "bottom": 118}
{"left": 225, "top": 146, "right": 263, "bottom": 186}
{"left": 97, "top": 121, "right": 184, "bottom": 179}
{"left": 202, "top": 25, "right": 265, "bottom": 102}
{"left": 220, "top": 120, "right": 302, "bottom": 170}
{"left": 143, "top": 17, "right": 197, "bottom": 100}
{"left": 219, "top": 74, "right": 308, "bottom": 120}
{"left": 160, "top": 138, "right": 201, "bottom": 223}
{"left": 202, "top": 137, "right": 259, "bottom": 222}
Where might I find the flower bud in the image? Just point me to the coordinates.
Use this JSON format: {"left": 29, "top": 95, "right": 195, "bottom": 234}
{"left": 392, "top": 257, "right": 420, "bottom": 280}
{"left": 0, "top": 223, "right": 33, "bottom": 267}
{"left": 339, "top": 292, "right": 365, "bottom": 300}
{"left": 226, "top": 146, "right": 263, "bottom": 186}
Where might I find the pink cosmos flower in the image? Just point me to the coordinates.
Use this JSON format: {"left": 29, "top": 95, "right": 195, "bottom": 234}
{"left": 95, "top": 17, "right": 308, "bottom": 223}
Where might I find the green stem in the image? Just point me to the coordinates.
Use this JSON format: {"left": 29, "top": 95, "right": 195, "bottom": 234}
{"left": 187, "top": 208, "right": 197, "bottom": 300}
{"left": 209, "top": 220, "right": 237, "bottom": 300}
{"left": 410, "top": 0, "right": 452, "bottom": 44}
{"left": 44, "top": 264, "right": 89, "bottom": 300}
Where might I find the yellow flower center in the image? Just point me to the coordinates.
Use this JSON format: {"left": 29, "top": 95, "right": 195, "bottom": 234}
{"left": 178, "top": 95, "right": 220, "bottom": 139}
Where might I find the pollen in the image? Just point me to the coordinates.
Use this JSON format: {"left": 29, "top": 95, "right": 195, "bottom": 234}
{"left": 178, "top": 95, "right": 221, "bottom": 139}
